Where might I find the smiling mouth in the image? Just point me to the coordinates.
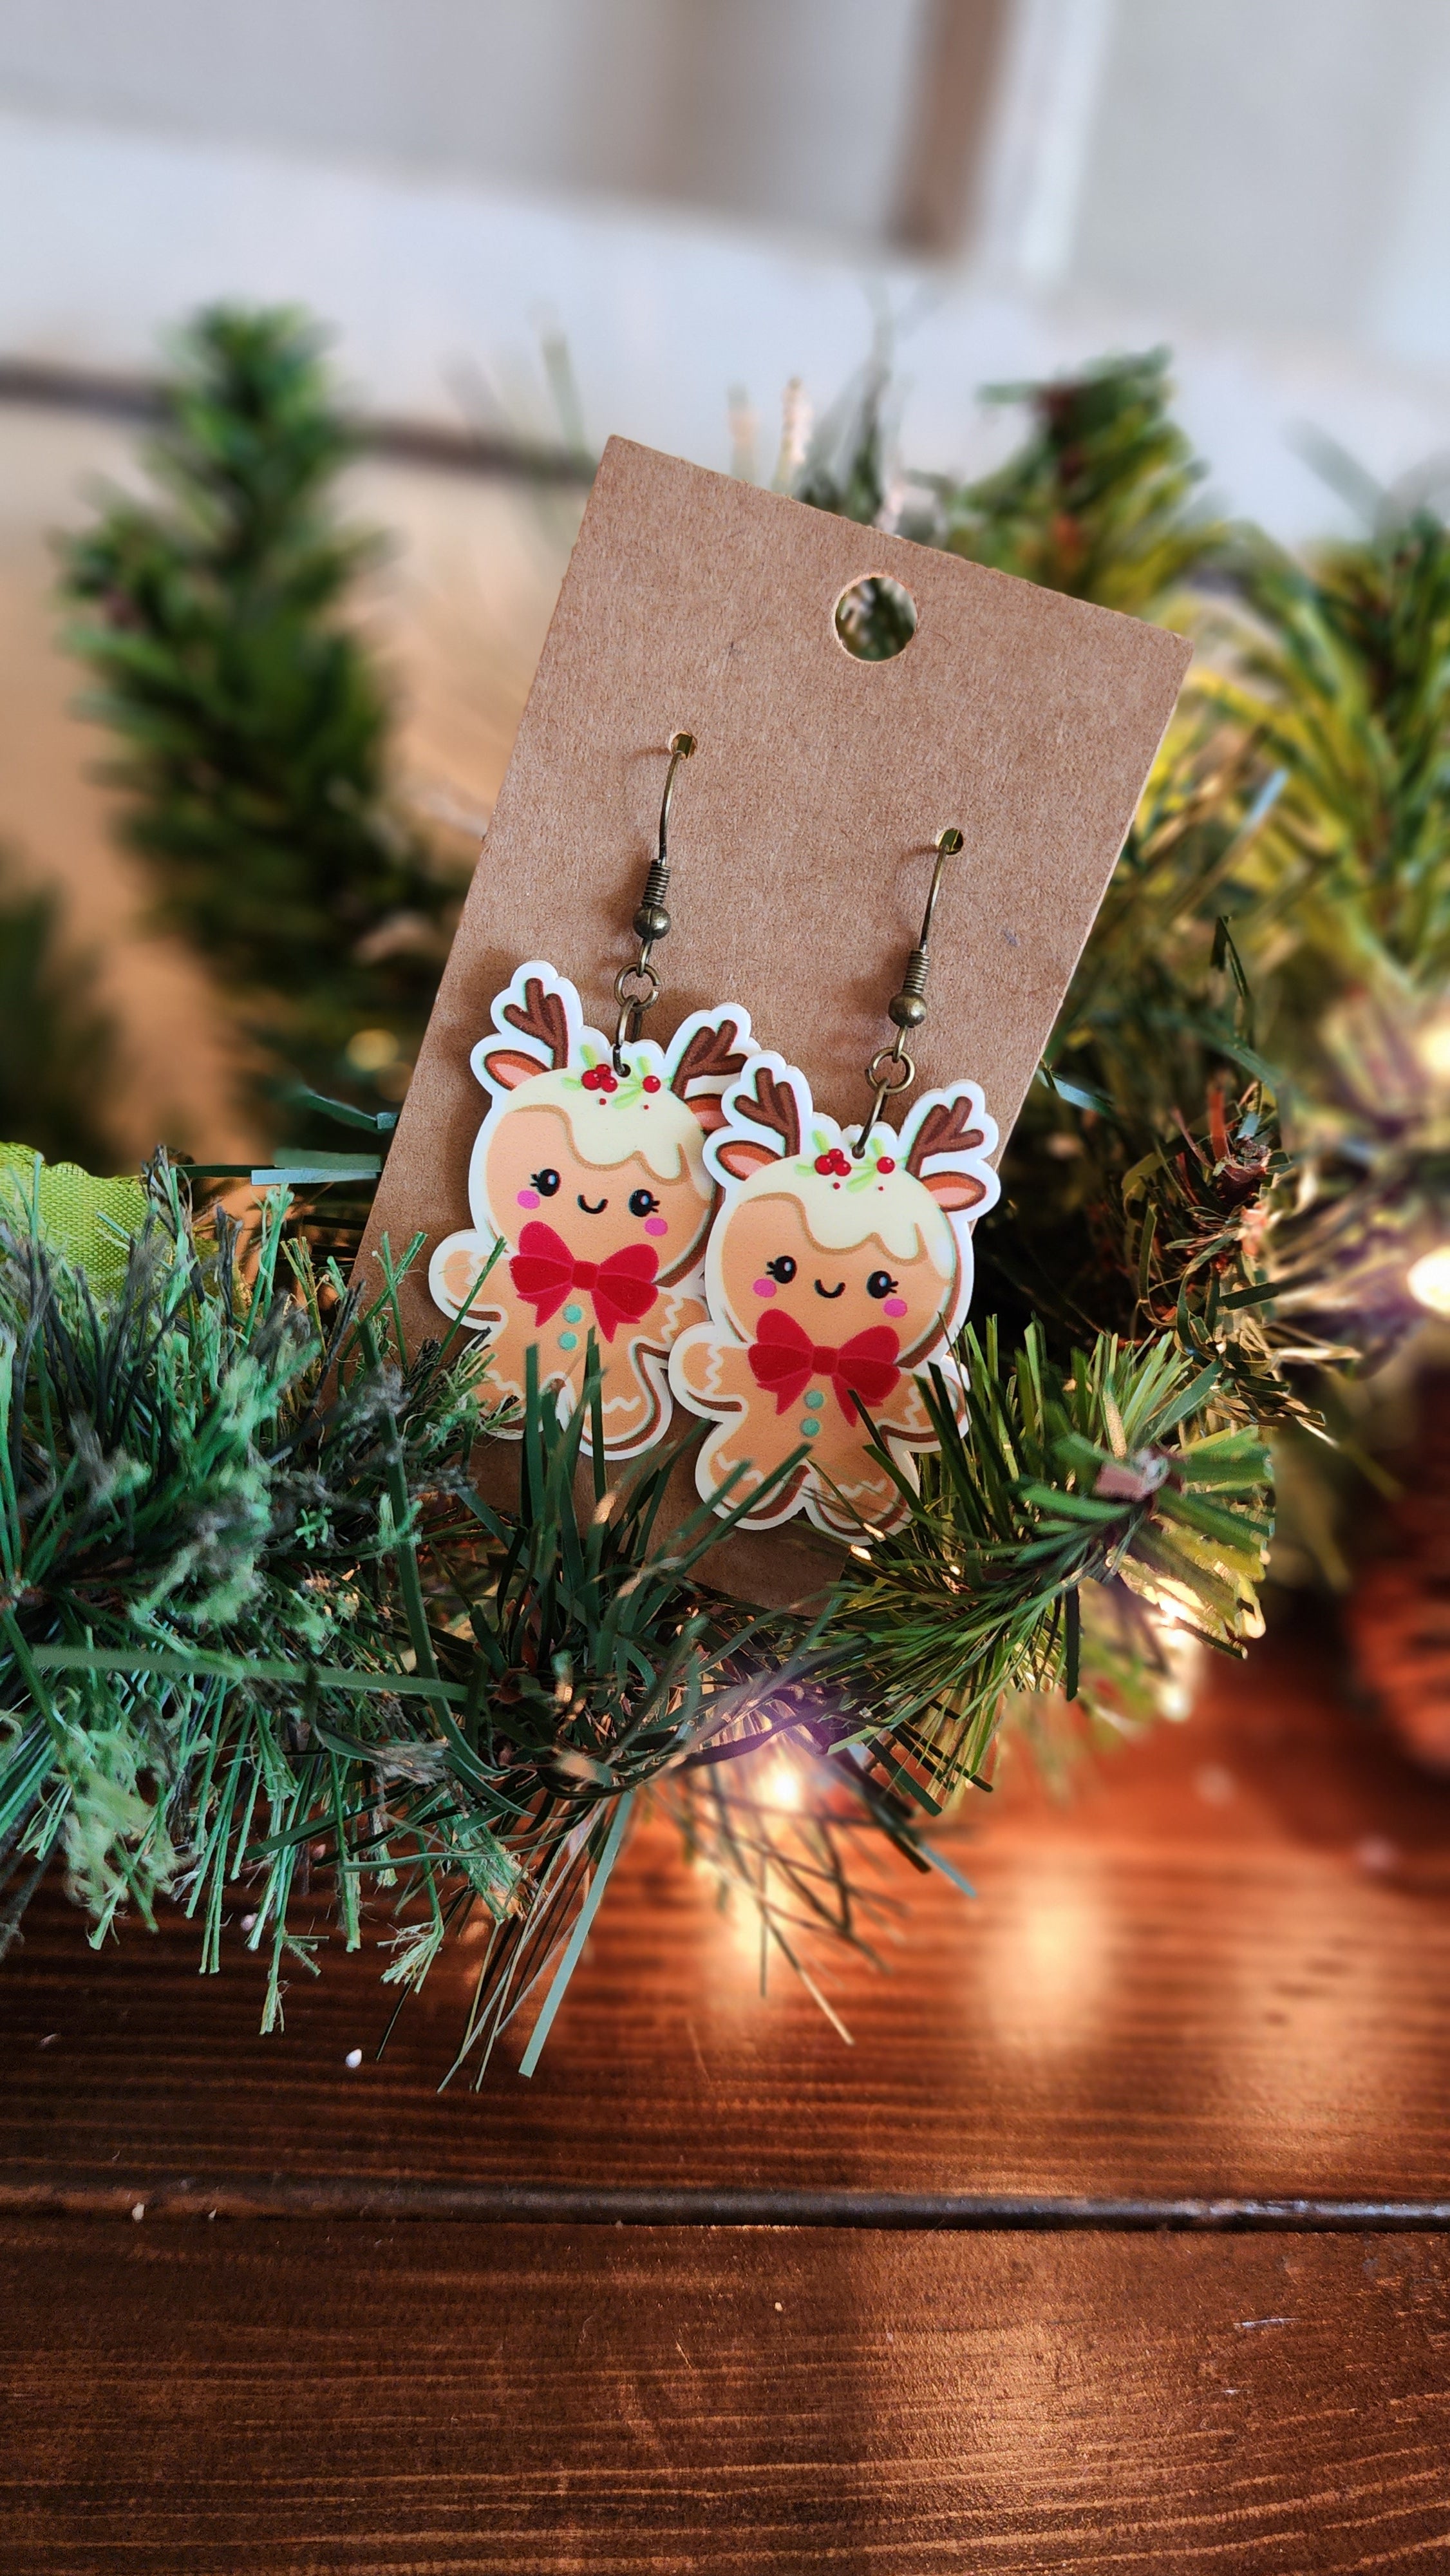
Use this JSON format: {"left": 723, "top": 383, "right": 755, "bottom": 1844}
{"left": 576, "top": 1194, "right": 608, "bottom": 1215}
{"left": 813, "top": 1278, "right": 845, "bottom": 1300}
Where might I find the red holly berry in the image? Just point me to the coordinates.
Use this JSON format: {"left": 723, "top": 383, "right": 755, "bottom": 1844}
{"left": 581, "top": 1067, "right": 600, "bottom": 1091}
{"left": 814, "top": 1152, "right": 836, "bottom": 1175}
{"left": 643, "top": 1074, "right": 661, "bottom": 1093}
{"left": 878, "top": 1157, "right": 896, "bottom": 1173}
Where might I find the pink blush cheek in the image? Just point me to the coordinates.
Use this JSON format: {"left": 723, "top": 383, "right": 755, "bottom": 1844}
{"left": 883, "top": 1296, "right": 909, "bottom": 1320}
{"left": 516, "top": 1189, "right": 540, "bottom": 1210}
{"left": 644, "top": 1217, "right": 668, "bottom": 1238}
{"left": 752, "top": 1277, "right": 777, "bottom": 1300}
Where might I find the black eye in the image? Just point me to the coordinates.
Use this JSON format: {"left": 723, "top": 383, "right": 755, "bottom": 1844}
{"left": 866, "top": 1270, "right": 897, "bottom": 1300}
{"left": 766, "top": 1255, "right": 797, "bottom": 1283}
{"left": 531, "top": 1169, "right": 561, "bottom": 1197}
{"left": 628, "top": 1188, "right": 659, "bottom": 1218}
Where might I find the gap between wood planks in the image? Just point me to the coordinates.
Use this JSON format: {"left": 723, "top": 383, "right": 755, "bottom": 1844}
{"left": 3, "top": 2175, "right": 1449, "bottom": 2229}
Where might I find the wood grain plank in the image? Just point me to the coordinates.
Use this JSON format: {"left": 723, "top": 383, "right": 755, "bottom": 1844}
{"left": 4, "top": 1626, "right": 1449, "bottom": 2199}
{"left": 3, "top": 2218, "right": 1447, "bottom": 2573}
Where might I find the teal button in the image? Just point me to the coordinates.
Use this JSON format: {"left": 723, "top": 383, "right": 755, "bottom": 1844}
{"left": 563, "top": 1302, "right": 584, "bottom": 1324}
{"left": 799, "top": 1416, "right": 820, "bottom": 1438}
{"left": 558, "top": 1331, "right": 578, "bottom": 1352}
{"left": 804, "top": 1389, "right": 825, "bottom": 1410}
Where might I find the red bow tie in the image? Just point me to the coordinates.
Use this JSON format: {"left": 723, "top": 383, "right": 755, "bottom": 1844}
{"left": 509, "top": 1220, "right": 659, "bottom": 1344}
{"left": 748, "top": 1309, "right": 901, "bottom": 1419}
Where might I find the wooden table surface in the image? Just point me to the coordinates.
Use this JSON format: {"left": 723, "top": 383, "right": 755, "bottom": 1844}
{"left": 4, "top": 1616, "right": 1449, "bottom": 2570}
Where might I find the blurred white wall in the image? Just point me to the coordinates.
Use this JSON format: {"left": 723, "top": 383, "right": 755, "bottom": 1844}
{"left": 0, "top": 0, "right": 932, "bottom": 249}
{"left": 1060, "top": 0, "right": 1450, "bottom": 365}
{"left": 2, "top": 0, "right": 1448, "bottom": 1150}
{"left": 0, "top": 0, "right": 1447, "bottom": 538}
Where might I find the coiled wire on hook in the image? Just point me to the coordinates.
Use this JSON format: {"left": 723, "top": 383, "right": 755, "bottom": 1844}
{"left": 612, "top": 732, "right": 696, "bottom": 1072}
{"left": 852, "top": 826, "right": 964, "bottom": 1153}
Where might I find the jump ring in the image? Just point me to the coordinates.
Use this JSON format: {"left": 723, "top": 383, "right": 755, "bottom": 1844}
{"left": 613, "top": 961, "right": 661, "bottom": 1011}
{"left": 865, "top": 1045, "right": 914, "bottom": 1095}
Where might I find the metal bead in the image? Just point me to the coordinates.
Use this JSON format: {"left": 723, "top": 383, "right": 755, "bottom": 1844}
{"left": 888, "top": 990, "right": 928, "bottom": 1029}
{"left": 633, "top": 902, "right": 671, "bottom": 942}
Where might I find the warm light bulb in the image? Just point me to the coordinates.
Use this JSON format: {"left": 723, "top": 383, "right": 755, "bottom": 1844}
{"left": 346, "top": 1027, "right": 399, "bottom": 1072}
{"left": 1408, "top": 1245, "right": 1450, "bottom": 1317}
{"left": 764, "top": 1759, "right": 802, "bottom": 1811}
{"left": 1149, "top": 1600, "right": 1203, "bottom": 1719}
{"left": 1417, "top": 1019, "right": 1450, "bottom": 1081}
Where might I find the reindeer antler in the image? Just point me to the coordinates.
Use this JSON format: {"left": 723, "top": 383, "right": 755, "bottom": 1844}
{"left": 670, "top": 1014, "right": 750, "bottom": 1099}
{"left": 906, "top": 1097, "right": 986, "bottom": 1177}
{"left": 735, "top": 1063, "right": 802, "bottom": 1160}
{"left": 502, "top": 976, "right": 569, "bottom": 1068}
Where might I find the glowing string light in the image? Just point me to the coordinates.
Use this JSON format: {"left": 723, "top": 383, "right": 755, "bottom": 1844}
{"left": 1408, "top": 1245, "right": 1450, "bottom": 1318}
{"left": 764, "top": 1759, "right": 802, "bottom": 1812}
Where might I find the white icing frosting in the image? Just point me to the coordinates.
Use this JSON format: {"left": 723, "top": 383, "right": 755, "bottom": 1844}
{"left": 493, "top": 1066, "right": 711, "bottom": 1189}
{"left": 728, "top": 1150, "right": 956, "bottom": 1269}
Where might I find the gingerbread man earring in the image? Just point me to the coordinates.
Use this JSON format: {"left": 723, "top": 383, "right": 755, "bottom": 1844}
{"left": 668, "top": 828, "right": 1000, "bottom": 1536}
{"left": 429, "top": 735, "right": 760, "bottom": 1458}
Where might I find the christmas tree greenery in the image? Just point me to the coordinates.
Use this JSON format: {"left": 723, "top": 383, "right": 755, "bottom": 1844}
{"left": 941, "top": 347, "right": 1227, "bottom": 618}
{"left": 913, "top": 360, "right": 1449, "bottom": 1571}
{"left": 58, "top": 307, "right": 466, "bottom": 1136}
{"left": 1219, "top": 502, "right": 1450, "bottom": 986}
{"left": 0, "top": 1168, "right": 1268, "bottom": 2050}
{"left": 0, "top": 858, "right": 120, "bottom": 1171}
{"left": 795, "top": 346, "right": 1445, "bottom": 1578}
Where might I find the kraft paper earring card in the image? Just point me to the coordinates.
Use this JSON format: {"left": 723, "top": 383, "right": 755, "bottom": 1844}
{"left": 357, "top": 435, "right": 1190, "bottom": 1600}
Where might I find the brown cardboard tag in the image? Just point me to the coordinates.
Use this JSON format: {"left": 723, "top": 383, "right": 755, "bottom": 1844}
{"left": 359, "top": 436, "right": 1190, "bottom": 1600}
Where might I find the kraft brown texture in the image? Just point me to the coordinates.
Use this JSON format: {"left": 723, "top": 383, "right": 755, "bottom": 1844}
{"left": 358, "top": 437, "right": 1191, "bottom": 1604}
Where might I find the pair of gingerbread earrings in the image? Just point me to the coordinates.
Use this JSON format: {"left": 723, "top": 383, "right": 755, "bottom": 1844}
{"left": 429, "top": 734, "right": 999, "bottom": 1539}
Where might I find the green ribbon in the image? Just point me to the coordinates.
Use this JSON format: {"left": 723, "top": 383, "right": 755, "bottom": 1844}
{"left": 0, "top": 1146, "right": 148, "bottom": 1296}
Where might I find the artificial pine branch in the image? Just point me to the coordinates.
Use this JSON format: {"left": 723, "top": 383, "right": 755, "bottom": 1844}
{"left": 57, "top": 307, "right": 468, "bottom": 1137}
{"left": 1185, "top": 492, "right": 1450, "bottom": 1374}
{"left": 941, "top": 350, "right": 1227, "bottom": 618}
{"left": 0, "top": 1169, "right": 823, "bottom": 2050}
{"left": 1209, "top": 500, "right": 1450, "bottom": 987}
{"left": 819, "top": 1323, "right": 1269, "bottom": 1792}
{"left": 971, "top": 735, "right": 1335, "bottom": 1428}
{"left": 0, "top": 1162, "right": 1274, "bottom": 2060}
